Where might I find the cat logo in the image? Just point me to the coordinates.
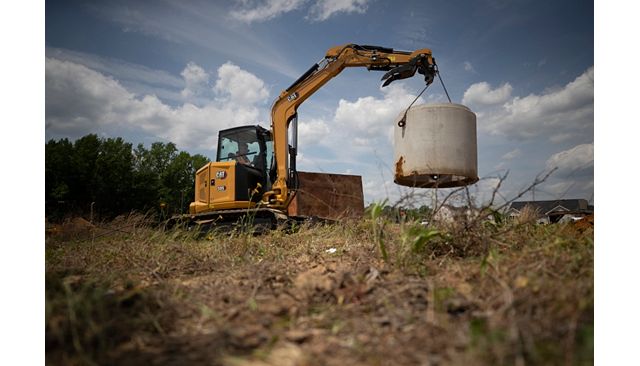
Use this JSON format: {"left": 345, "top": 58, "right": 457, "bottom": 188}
{"left": 287, "top": 92, "right": 299, "bottom": 102}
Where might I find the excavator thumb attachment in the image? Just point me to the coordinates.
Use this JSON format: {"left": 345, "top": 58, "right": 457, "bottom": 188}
{"left": 381, "top": 63, "right": 417, "bottom": 87}
{"left": 381, "top": 55, "right": 436, "bottom": 87}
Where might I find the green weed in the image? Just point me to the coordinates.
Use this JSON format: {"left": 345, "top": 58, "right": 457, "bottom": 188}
{"left": 367, "top": 199, "right": 389, "bottom": 262}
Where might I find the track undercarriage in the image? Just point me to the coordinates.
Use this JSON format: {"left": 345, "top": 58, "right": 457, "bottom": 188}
{"left": 167, "top": 207, "right": 320, "bottom": 235}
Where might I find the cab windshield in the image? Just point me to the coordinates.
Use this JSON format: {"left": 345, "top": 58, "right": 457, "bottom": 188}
{"left": 217, "top": 127, "right": 262, "bottom": 168}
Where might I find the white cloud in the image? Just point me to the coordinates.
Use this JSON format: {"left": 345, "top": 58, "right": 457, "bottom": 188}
{"left": 362, "top": 177, "right": 401, "bottom": 204}
{"left": 468, "top": 67, "right": 594, "bottom": 142}
{"left": 181, "top": 62, "right": 210, "bottom": 100}
{"left": 549, "top": 133, "right": 574, "bottom": 143}
{"left": 46, "top": 47, "right": 183, "bottom": 91}
{"left": 463, "top": 61, "right": 475, "bottom": 72}
{"left": 472, "top": 177, "right": 508, "bottom": 205}
{"left": 230, "top": 0, "right": 305, "bottom": 23}
{"left": 214, "top": 62, "right": 269, "bottom": 106}
{"left": 46, "top": 58, "right": 135, "bottom": 128}
{"left": 501, "top": 148, "right": 521, "bottom": 160}
{"left": 230, "top": 0, "right": 369, "bottom": 23}
{"left": 298, "top": 118, "right": 330, "bottom": 146}
{"left": 334, "top": 83, "right": 422, "bottom": 140}
{"left": 504, "top": 69, "right": 592, "bottom": 120}
{"left": 545, "top": 143, "right": 594, "bottom": 177}
{"left": 46, "top": 57, "right": 270, "bottom": 150}
{"left": 353, "top": 137, "right": 372, "bottom": 147}
{"left": 88, "top": 2, "right": 300, "bottom": 79}
{"left": 541, "top": 178, "right": 593, "bottom": 200}
{"left": 462, "top": 81, "right": 512, "bottom": 106}
{"left": 307, "top": 0, "right": 369, "bottom": 22}
{"left": 545, "top": 181, "right": 574, "bottom": 196}
{"left": 538, "top": 151, "right": 592, "bottom": 200}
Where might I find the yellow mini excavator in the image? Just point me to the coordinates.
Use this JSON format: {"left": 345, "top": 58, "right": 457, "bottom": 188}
{"left": 182, "top": 44, "right": 438, "bottom": 230}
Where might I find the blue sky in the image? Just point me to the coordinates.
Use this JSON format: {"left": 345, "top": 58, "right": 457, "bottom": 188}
{"left": 45, "top": 0, "right": 594, "bottom": 205}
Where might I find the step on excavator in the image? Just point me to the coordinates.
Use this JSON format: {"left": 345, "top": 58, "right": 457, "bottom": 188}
{"left": 176, "top": 44, "right": 438, "bottom": 232}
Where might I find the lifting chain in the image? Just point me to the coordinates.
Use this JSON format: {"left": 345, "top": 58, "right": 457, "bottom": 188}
{"left": 397, "top": 66, "right": 452, "bottom": 127}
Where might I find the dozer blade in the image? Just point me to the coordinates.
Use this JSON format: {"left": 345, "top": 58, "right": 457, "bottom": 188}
{"left": 288, "top": 171, "right": 364, "bottom": 221}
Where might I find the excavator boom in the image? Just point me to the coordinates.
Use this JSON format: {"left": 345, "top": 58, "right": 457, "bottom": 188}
{"left": 264, "top": 44, "right": 437, "bottom": 208}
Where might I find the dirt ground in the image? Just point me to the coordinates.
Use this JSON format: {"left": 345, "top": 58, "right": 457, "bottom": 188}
{"left": 45, "top": 216, "right": 593, "bottom": 365}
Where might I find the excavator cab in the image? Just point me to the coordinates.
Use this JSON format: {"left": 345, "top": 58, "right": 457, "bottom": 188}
{"left": 217, "top": 126, "right": 271, "bottom": 179}
{"left": 215, "top": 125, "right": 275, "bottom": 198}
{"left": 189, "top": 125, "right": 273, "bottom": 214}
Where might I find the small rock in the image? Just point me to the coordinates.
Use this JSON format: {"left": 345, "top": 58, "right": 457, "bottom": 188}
{"left": 365, "top": 266, "right": 380, "bottom": 284}
{"left": 227, "top": 325, "right": 268, "bottom": 349}
{"left": 372, "top": 316, "right": 391, "bottom": 326}
{"left": 284, "top": 329, "right": 313, "bottom": 343}
{"left": 267, "top": 342, "right": 305, "bottom": 366}
{"left": 294, "top": 265, "right": 334, "bottom": 294}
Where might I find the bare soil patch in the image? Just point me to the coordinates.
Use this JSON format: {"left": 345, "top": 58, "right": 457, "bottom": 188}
{"left": 46, "top": 217, "right": 593, "bottom": 365}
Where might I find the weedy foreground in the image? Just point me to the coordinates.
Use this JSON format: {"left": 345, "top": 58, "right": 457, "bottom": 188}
{"left": 46, "top": 213, "right": 593, "bottom": 366}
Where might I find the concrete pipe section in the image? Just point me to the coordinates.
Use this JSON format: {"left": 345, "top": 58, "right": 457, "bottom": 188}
{"left": 394, "top": 103, "right": 478, "bottom": 188}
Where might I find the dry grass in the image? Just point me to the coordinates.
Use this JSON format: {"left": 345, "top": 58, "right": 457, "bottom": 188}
{"left": 46, "top": 213, "right": 593, "bottom": 365}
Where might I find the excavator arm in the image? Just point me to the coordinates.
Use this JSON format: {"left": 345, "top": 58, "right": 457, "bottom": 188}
{"left": 264, "top": 44, "right": 437, "bottom": 208}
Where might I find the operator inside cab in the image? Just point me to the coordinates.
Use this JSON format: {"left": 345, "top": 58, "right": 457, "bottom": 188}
{"left": 218, "top": 129, "right": 258, "bottom": 166}
{"left": 235, "top": 142, "right": 252, "bottom": 165}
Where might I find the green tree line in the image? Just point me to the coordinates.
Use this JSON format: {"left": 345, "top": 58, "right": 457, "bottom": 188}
{"left": 365, "top": 203, "right": 433, "bottom": 223}
{"left": 46, "top": 134, "right": 209, "bottom": 220}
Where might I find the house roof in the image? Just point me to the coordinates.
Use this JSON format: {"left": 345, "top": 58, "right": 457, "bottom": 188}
{"left": 509, "top": 199, "right": 591, "bottom": 215}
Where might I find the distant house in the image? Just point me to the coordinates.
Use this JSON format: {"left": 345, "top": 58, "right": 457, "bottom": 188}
{"left": 507, "top": 199, "right": 593, "bottom": 224}
{"left": 432, "top": 204, "right": 479, "bottom": 223}
{"left": 432, "top": 205, "right": 455, "bottom": 222}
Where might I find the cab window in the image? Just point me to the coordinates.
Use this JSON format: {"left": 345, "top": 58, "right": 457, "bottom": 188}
{"left": 217, "top": 128, "right": 261, "bottom": 167}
